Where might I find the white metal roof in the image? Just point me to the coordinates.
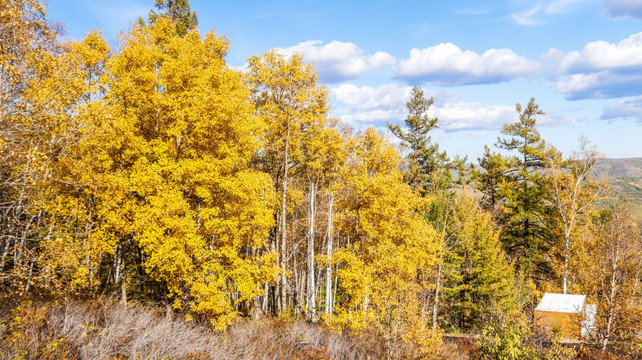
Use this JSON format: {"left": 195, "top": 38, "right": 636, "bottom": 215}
{"left": 535, "top": 292, "right": 586, "bottom": 313}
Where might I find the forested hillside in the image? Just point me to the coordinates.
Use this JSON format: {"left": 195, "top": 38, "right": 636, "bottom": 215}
{"left": 1, "top": 1, "right": 640, "bottom": 359}
{"left": 593, "top": 157, "right": 642, "bottom": 222}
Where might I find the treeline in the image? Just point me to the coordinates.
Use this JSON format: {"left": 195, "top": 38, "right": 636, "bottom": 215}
{"left": 1, "top": 0, "right": 641, "bottom": 358}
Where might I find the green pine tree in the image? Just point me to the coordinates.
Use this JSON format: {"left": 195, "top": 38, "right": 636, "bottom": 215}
{"left": 441, "top": 195, "right": 517, "bottom": 331}
{"left": 387, "top": 86, "right": 454, "bottom": 194}
{"left": 492, "top": 98, "right": 557, "bottom": 284}
{"left": 148, "top": 0, "right": 198, "bottom": 36}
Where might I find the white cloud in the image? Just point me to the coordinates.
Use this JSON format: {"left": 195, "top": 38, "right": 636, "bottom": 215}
{"left": 601, "top": 97, "right": 642, "bottom": 122}
{"left": 394, "top": 43, "right": 540, "bottom": 86}
{"left": 551, "top": 32, "right": 642, "bottom": 99}
{"left": 433, "top": 103, "right": 518, "bottom": 131}
{"left": 603, "top": 0, "right": 642, "bottom": 19}
{"left": 332, "top": 84, "right": 413, "bottom": 111}
{"left": 330, "top": 84, "right": 560, "bottom": 131}
{"left": 556, "top": 72, "right": 642, "bottom": 99}
{"left": 275, "top": 40, "right": 395, "bottom": 83}
{"left": 340, "top": 109, "right": 407, "bottom": 125}
{"left": 556, "top": 32, "right": 642, "bottom": 74}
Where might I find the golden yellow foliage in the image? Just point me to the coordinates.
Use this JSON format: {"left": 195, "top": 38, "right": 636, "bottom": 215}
{"left": 331, "top": 129, "right": 442, "bottom": 356}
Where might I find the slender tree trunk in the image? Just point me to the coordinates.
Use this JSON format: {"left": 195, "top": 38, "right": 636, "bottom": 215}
{"left": 114, "top": 244, "right": 121, "bottom": 285}
{"left": 262, "top": 282, "right": 269, "bottom": 312}
{"left": 294, "top": 254, "right": 301, "bottom": 315}
{"left": 121, "top": 266, "right": 127, "bottom": 306}
{"left": 432, "top": 260, "right": 442, "bottom": 329}
{"left": 325, "top": 194, "right": 334, "bottom": 315}
{"left": 274, "top": 214, "right": 281, "bottom": 315}
{"left": 364, "top": 285, "right": 370, "bottom": 319}
{"left": 307, "top": 181, "right": 316, "bottom": 321}
{"left": 252, "top": 247, "right": 262, "bottom": 320}
{"left": 563, "top": 230, "right": 570, "bottom": 294}
{"left": 280, "top": 112, "right": 291, "bottom": 314}
{"left": 602, "top": 255, "right": 618, "bottom": 351}
{"left": 23, "top": 259, "right": 34, "bottom": 295}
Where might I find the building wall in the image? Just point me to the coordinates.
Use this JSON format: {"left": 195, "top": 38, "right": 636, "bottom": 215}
{"left": 534, "top": 310, "right": 581, "bottom": 340}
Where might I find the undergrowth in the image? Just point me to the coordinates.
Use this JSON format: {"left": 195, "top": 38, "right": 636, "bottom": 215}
{"left": 0, "top": 299, "right": 400, "bottom": 360}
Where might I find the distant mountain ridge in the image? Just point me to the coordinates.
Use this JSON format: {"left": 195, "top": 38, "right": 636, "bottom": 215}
{"left": 593, "top": 157, "right": 642, "bottom": 180}
{"left": 592, "top": 157, "right": 642, "bottom": 222}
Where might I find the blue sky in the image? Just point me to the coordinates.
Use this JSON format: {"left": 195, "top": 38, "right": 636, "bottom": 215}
{"left": 47, "top": 0, "right": 642, "bottom": 160}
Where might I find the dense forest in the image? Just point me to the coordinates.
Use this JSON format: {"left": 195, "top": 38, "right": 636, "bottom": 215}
{"left": 1, "top": 0, "right": 641, "bottom": 359}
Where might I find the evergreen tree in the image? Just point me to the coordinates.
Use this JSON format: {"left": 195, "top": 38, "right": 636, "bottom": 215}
{"left": 441, "top": 196, "right": 517, "bottom": 331}
{"left": 148, "top": 0, "right": 198, "bottom": 36}
{"left": 387, "top": 86, "right": 452, "bottom": 194}
{"left": 490, "top": 98, "right": 557, "bottom": 284}
{"left": 475, "top": 145, "right": 511, "bottom": 213}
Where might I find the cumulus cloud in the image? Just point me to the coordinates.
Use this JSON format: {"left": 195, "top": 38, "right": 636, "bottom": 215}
{"left": 339, "top": 109, "right": 407, "bottom": 125}
{"left": 556, "top": 71, "right": 642, "bottom": 99}
{"left": 603, "top": 0, "right": 642, "bottom": 19}
{"left": 432, "top": 103, "right": 518, "bottom": 131}
{"left": 557, "top": 32, "right": 642, "bottom": 74}
{"left": 551, "top": 32, "right": 642, "bottom": 99}
{"left": 330, "top": 84, "right": 554, "bottom": 131}
{"left": 275, "top": 40, "right": 395, "bottom": 83}
{"left": 394, "top": 43, "right": 540, "bottom": 86}
{"left": 601, "top": 97, "right": 642, "bottom": 122}
{"left": 332, "top": 84, "right": 413, "bottom": 111}
{"left": 331, "top": 84, "right": 414, "bottom": 126}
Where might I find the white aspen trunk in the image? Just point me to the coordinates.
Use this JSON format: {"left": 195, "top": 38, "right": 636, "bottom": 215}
{"left": 114, "top": 245, "right": 121, "bottom": 285}
{"left": 252, "top": 247, "right": 262, "bottom": 319}
{"left": 603, "top": 250, "right": 618, "bottom": 351}
{"left": 325, "top": 195, "right": 334, "bottom": 315}
{"left": 262, "top": 282, "right": 269, "bottom": 312}
{"left": 280, "top": 112, "right": 291, "bottom": 314}
{"left": 274, "top": 215, "right": 280, "bottom": 314}
{"left": 603, "top": 277, "right": 616, "bottom": 350}
{"left": 294, "top": 254, "right": 301, "bottom": 315}
{"left": 432, "top": 260, "right": 443, "bottom": 330}
{"left": 307, "top": 181, "right": 316, "bottom": 321}
{"left": 563, "top": 230, "right": 570, "bottom": 294}
{"left": 364, "top": 284, "right": 370, "bottom": 320}
{"left": 121, "top": 266, "right": 127, "bottom": 306}
{"left": 23, "top": 260, "right": 34, "bottom": 294}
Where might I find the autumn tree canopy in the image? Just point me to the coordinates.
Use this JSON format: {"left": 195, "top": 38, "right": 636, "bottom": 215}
{"left": 1, "top": 1, "right": 640, "bottom": 357}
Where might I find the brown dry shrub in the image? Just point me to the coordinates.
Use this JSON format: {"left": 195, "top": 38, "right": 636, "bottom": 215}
{"left": 0, "top": 299, "right": 396, "bottom": 360}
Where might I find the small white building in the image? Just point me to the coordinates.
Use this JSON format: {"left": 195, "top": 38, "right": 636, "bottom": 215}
{"left": 534, "top": 293, "right": 595, "bottom": 340}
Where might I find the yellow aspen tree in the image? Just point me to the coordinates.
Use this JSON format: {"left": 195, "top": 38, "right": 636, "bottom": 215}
{"left": 300, "top": 125, "right": 346, "bottom": 321}
{"left": 576, "top": 203, "right": 641, "bottom": 353}
{"left": 89, "top": 16, "right": 276, "bottom": 329}
{"left": 0, "top": 0, "right": 55, "bottom": 294}
{"left": 332, "top": 129, "right": 442, "bottom": 358}
{"left": 0, "top": 0, "right": 107, "bottom": 296}
{"left": 546, "top": 139, "right": 603, "bottom": 294}
{"left": 248, "top": 50, "right": 328, "bottom": 315}
{"left": 37, "top": 31, "right": 111, "bottom": 294}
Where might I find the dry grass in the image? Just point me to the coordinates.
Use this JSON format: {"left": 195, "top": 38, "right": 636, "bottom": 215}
{"left": 0, "top": 299, "right": 388, "bottom": 360}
